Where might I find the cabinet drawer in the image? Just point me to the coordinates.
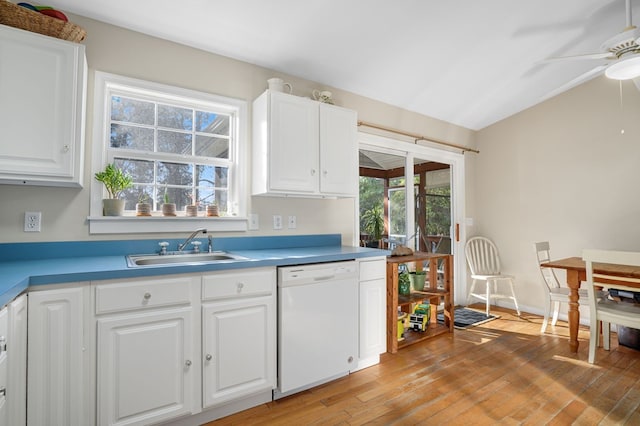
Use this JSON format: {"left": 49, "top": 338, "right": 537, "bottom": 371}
{"left": 203, "top": 268, "right": 275, "bottom": 300}
{"left": 95, "top": 276, "right": 195, "bottom": 315}
{"left": 359, "top": 258, "right": 386, "bottom": 282}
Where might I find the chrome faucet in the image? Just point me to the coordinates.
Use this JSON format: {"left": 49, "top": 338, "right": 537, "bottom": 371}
{"left": 208, "top": 235, "right": 214, "bottom": 253}
{"left": 178, "top": 228, "right": 207, "bottom": 252}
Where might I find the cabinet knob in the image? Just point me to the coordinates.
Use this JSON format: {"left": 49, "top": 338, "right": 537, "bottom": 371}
{"left": 0, "top": 386, "right": 5, "bottom": 397}
{"left": 143, "top": 292, "right": 151, "bottom": 300}
{"left": 63, "top": 144, "right": 70, "bottom": 153}
{"left": 185, "top": 360, "right": 192, "bottom": 367}
{"left": 310, "top": 169, "right": 316, "bottom": 176}
{"left": 348, "top": 356, "right": 354, "bottom": 363}
{"left": 205, "top": 354, "right": 213, "bottom": 361}
{"left": 323, "top": 170, "right": 328, "bottom": 176}
{"left": 236, "top": 282, "right": 244, "bottom": 293}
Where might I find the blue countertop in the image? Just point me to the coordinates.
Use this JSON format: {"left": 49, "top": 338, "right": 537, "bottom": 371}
{"left": 0, "top": 234, "right": 388, "bottom": 308}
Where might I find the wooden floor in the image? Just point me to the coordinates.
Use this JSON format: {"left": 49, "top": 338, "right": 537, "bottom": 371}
{"left": 206, "top": 306, "right": 640, "bottom": 425}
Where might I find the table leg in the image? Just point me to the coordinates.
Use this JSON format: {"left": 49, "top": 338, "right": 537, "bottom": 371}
{"left": 566, "top": 269, "right": 580, "bottom": 353}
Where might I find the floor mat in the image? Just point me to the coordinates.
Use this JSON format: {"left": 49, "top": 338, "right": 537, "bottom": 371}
{"left": 437, "top": 307, "right": 500, "bottom": 329}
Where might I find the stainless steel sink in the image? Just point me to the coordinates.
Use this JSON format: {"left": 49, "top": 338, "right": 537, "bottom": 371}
{"left": 127, "top": 251, "right": 247, "bottom": 267}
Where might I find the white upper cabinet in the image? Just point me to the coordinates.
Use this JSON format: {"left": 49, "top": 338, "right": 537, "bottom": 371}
{"left": 252, "top": 90, "right": 357, "bottom": 197}
{"left": 0, "top": 25, "right": 87, "bottom": 187}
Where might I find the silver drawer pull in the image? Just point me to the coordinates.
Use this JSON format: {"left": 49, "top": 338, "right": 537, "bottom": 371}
{"left": 236, "top": 282, "right": 244, "bottom": 293}
{"left": 185, "top": 360, "right": 192, "bottom": 367}
{"left": 205, "top": 354, "right": 212, "bottom": 361}
{"left": 143, "top": 292, "right": 151, "bottom": 300}
{"left": 0, "top": 387, "right": 5, "bottom": 397}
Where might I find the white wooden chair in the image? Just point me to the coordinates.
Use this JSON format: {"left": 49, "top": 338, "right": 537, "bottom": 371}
{"left": 535, "top": 241, "right": 590, "bottom": 334}
{"left": 583, "top": 249, "right": 640, "bottom": 364}
{"left": 465, "top": 236, "right": 520, "bottom": 316}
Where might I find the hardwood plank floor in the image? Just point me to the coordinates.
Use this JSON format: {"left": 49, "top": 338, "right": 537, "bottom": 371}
{"left": 206, "top": 306, "right": 640, "bottom": 425}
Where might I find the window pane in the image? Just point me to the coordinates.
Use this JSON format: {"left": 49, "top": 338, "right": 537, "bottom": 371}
{"left": 157, "top": 162, "right": 193, "bottom": 186}
{"left": 157, "top": 187, "right": 191, "bottom": 210}
{"left": 110, "top": 124, "right": 154, "bottom": 150}
{"left": 114, "top": 158, "right": 154, "bottom": 183}
{"left": 158, "top": 130, "right": 192, "bottom": 155}
{"left": 195, "top": 135, "right": 229, "bottom": 158}
{"left": 196, "top": 165, "right": 228, "bottom": 187}
{"left": 158, "top": 104, "right": 193, "bottom": 130}
{"left": 111, "top": 96, "right": 155, "bottom": 125}
{"left": 196, "top": 112, "right": 229, "bottom": 135}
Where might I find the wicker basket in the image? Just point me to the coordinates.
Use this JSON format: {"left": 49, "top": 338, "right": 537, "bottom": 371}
{"left": 0, "top": 0, "right": 86, "bottom": 42}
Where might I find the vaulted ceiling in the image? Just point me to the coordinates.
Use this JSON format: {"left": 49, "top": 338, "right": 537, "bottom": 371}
{"left": 46, "top": 0, "right": 640, "bottom": 130}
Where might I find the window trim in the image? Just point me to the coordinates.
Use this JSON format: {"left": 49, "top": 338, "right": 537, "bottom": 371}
{"left": 88, "top": 71, "right": 248, "bottom": 234}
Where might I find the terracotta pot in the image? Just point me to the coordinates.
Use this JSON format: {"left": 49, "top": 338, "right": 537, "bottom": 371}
{"left": 103, "top": 199, "right": 125, "bottom": 216}
{"left": 185, "top": 205, "right": 198, "bottom": 217}
{"left": 136, "top": 203, "right": 151, "bottom": 216}
{"left": 162, "top": 203, "right": 176, "bottom": 216}
{"left": 206, "top": 205, "right": 219, "bottom": 217}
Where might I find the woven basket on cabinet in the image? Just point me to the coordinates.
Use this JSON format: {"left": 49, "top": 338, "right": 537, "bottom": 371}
{"left": 0, "top": 0, "right": 86, "bottom": 42}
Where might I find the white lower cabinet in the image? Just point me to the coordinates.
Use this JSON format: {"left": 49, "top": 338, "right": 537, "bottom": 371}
{"left": 7, "top": 294, "right": 28, "bottom": 426}
{"left": 201, "top": 268, "right": 276, "bottom": 409}
{"left": 93, "top": 275, "right": 198, "bottom": 426}
{"left": 28, "top": 286, "right": 87, "bottom": 426}
{"left": 0, "top": 305, "right": 7, "bottom": 425}
{"left": 354, "top": 257, "right": 387, "bottom": 371}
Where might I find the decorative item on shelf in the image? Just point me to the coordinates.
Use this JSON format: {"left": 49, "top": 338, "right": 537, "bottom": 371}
{"left": 362, "top": 205, "right": 384, "bottom": 248}
{"left": 391, "top": 245, "right": 413, "bottom": 257}
{"left": 94, "top": 163, "right": 133, "bottom": 216}
{"left": 398, "top": 267, "right": 411, "bottom": 296}
{"left": 409, "top": 303, "right": 431, "bottom": 332}
{"left": 409, "top": 270, "right": 426, "bottom": 291}
{"left": 0, "top": 0, "right": 87, "bottom": 42}
{"left": 397, "top": 307, "right": 406, "bottom": 341}
{"left": 206, "top": 204, "right": 219, "bottom": 217}
{"left": 267, "top": 77, "right": 292, "bottom": 94}
{"left": 135, "top": 192, "right": 151, "bottom": 217}
{"left": 312, "top": 89, "right": 334, "bottom": 104}
{"left": 161, "top": 187, "right": 176, "bottom": 217}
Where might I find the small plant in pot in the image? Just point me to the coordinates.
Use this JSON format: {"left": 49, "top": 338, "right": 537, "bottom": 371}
{"left": 94, "top": 163, "right": 133, "bottom": 216}
{"left": 136, "top": 192, "right": 151, "bottom": 217}
{"left": 362, "top": 205, "right": 384, "bottom": 248}
{"left": 161, "top": 187, "right": 176, "bottom": 216}
{"left": 185, "top": 194, "right": 198, "bottom": 217}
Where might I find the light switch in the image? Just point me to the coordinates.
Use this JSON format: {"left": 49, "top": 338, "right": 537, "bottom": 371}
{"left": 273, "top": 215, "right": 283, "bottom": 230}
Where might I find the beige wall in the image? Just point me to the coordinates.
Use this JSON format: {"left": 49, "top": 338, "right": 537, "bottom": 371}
{"left": 474, "top": 76, "right": 640, "bottom": 318}
{"left": 0, "top": 15, "right": 475, "bottom": 244}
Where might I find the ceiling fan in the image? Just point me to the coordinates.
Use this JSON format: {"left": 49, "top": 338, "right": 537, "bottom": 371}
{"left": 541, "top": 0, "right": 640, "bottom": 100}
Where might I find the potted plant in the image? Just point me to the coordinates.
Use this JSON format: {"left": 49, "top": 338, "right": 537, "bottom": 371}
{"left": 136, "top": 192, "right": 151, "bottom": 216}
{"left": 206, "top": 203, "right": 219, "bottom": 217}
{"left": 362, "top": 205, "right": 384, "bottom": 248}
{"left": 161, "top": 187, "right": 176, "bottom": 216}
{"left": 94, "top": 163, "right": 133, "bottom": 216}
{"left": 185, "top": 194, "right": 198, "bottom": 217}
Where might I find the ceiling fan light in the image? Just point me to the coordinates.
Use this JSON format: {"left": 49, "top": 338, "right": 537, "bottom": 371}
{"left": 605, "top": 56, "right": 640, "bottom": 80}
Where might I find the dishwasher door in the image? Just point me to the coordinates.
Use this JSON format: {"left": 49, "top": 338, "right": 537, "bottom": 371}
{"left": 276, "top": 261, "right": 358, "bottom": 398}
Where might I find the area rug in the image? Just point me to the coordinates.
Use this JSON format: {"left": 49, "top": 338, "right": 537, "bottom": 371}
{"left": 437, "top": 307, "right": 500, "bottom": 329}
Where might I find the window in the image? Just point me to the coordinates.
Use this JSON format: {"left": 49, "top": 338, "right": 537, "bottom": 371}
{"left": 90, "top": 72, "right": 248, "bottom": 234}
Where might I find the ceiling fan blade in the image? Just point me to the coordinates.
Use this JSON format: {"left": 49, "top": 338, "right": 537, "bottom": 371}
{"left": 541, "top": 52, "right": 614, "bottom": 64}
{"left": 539, "top": 64, "right": 609, "bottom": 102}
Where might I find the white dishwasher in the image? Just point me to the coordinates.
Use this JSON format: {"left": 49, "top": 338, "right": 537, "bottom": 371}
{"left": 275, "top": 260, "right": 358, "bottom": 399}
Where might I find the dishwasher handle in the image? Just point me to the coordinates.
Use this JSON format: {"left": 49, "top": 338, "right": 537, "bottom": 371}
{"left": 313, "top": 275, "right": 335, "bottom": 282}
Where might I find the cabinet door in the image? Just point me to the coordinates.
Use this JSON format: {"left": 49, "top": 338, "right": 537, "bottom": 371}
{"left": 28, "top": 287, "right": 85, "bottom": 426}
{"left": 0, "top": 306, "right": 7, "bottom": 425}
{"left": 96, "top": 307, "right": 194, "bottom": 426}
{"left": 0, "top": 25, "right": 86, "bottom": 187}
{"left": 7, "top": 294, "right": 27, "bottom": 426}
{"left": 319, "top": 103, "right": 357, "bottom": 196}
{"left": 202, "top": 295, "right": 275, "bottom": 408}
{"left": 359, "top": 278, "right": 387, "bottom": 359}
{"left": 268, "top": 91, "right": 319, "bottom": 193}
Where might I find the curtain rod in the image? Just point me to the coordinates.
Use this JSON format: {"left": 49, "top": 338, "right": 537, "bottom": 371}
{"left": 357, "top": 120, "right": 480, "bottom": 154}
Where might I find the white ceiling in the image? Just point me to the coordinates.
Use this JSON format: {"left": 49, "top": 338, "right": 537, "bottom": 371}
{"left": 45, "top": 0, "right": 640, "bottom": 130}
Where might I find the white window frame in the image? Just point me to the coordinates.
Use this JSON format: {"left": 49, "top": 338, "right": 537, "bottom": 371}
{"left": 88, "top": 71, "right": 248, "bottom": 234}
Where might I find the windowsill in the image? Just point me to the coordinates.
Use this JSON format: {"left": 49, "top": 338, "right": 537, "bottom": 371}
{"left": 88, "top": 216, "right": 248, "bottom": 234}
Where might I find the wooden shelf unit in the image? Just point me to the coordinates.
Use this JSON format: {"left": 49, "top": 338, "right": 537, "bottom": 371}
{"left": 386, "top": 252, "right": 454, "bottom": 353}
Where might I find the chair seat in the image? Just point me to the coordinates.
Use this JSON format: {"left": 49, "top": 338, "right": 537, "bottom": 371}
{"left": 470, "top": 273, "right": 514, "bottom": 280}
{"left": 596, "top": 299, "right": 640, "bottom": 325}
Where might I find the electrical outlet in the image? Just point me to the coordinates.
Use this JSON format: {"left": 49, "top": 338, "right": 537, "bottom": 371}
{"left": 288, "top": 215, "right": 297, "bottom": 229}
{"left": 273, "top": 215, "right": 283, "bottom": 230}
{"left": 249, "top": 214, "right": 259, "bottom": 230}
{"left": 24, "top": 211, "right": 41, "bottom": 232}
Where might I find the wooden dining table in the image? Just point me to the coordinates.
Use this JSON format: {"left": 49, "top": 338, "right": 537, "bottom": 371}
{"left": 540, "top": 256, "right": 640, "bottom": 353}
